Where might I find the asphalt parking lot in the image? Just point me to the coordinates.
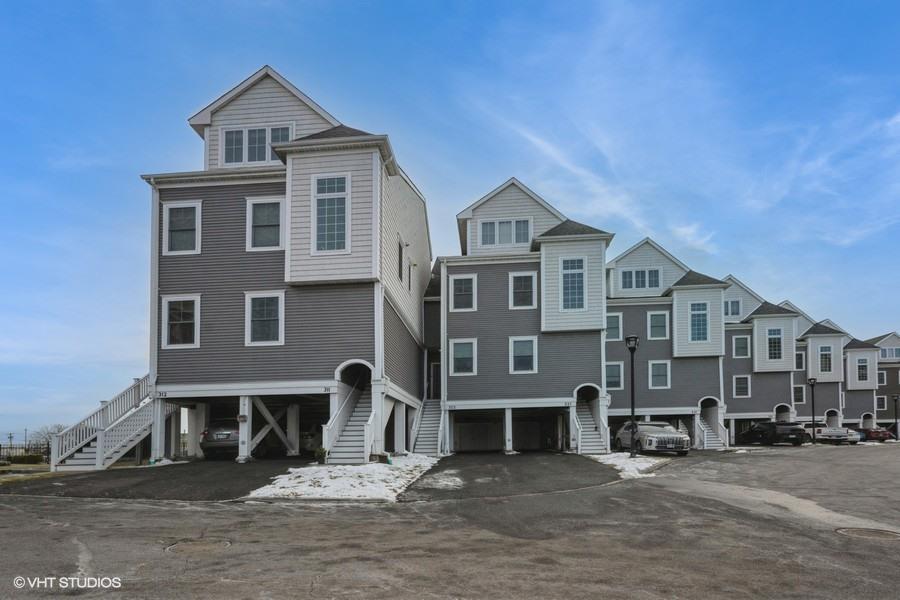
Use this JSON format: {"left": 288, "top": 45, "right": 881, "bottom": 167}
{"left": 1, "top": 445, "right": 899, "bottom": 599}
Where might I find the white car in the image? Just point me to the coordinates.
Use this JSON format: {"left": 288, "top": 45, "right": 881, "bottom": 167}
{"left": 614, "top": 421, "right": 691, "bottom": 455}
{"left": 803, "top": 423, "right": 851, "bottom": 444}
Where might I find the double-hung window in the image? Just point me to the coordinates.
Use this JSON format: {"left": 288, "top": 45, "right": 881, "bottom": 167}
{"left": 561, "top": 258, "right": 585, "bottom": 311}
{"left": 479, "top": 219, "right": 530, "bottom": 247}
{"left": 647, "top": 311, "right": 669, "bottom": 340}
{"left": 163, "top": 201, "right": 201, "bottom": 255}
{"left": 224, "top": 130, "right": 244, "bottom": 164}
{"left": 647, "top": 269, "right": 660, "bottom": 288}
{"left": 246, "top": 197, "right": 283, "bottom": 250}
{"left": 689, "top": 303, "right": 709, "bottom": 342}
{"left": 877, "top": 396, "right": 887, "bottom": 411}
{"left": 878, "top": 371, "right": 887, "bottom": 386}
{"left": 606, "top": 362, "right": 624, "bottom": 390}
{"left": 620, "top": 269, "right": 660, "bottom": 290}
{"left": 819, "top": 345, "right": 833, "bottom": 373}
{"left": 767, "top": 328, "right": 783, "bottom": 360}
{"left": 509, "top": 272, "right": 537, "bottom": 309}
{"left": 269, "top": 126, "right": 290, "bottom": 160}
{"left": 162, "top": 294, "right": 200, "bottom": 349}
{"left": 509, "top": 336, "right": 538, "bottom": 374}
{"left": 450, "top": 339, "right": 476, "bottom": 375}
{"left": 795, "top": 351, "right": 805, "bottom": 371}
{"left": 724, "top": 299, "right": 741, "bottom": 318}
{"left": 313, "top": 175, "right": 349, "bottom": 253}
{"left": 733, "top": 375, "right": 751, "bottom": 398}
{"left": 606, "top": 313, "right": 622, "bottom": 341}
{"left": 621, "top": 271, "right": 633, "bottom": 289}
{"left": 648, "top": 360, "right": 671, "bottom": 389}
{"left": 857, "top": 358, "right": 869, "bottom": 382}
{"left": 450, "top": 275, "right": 476, "bottom": 311}
{"left": 634, "top": 270, "right": 646, "bottom": 289}
{"left": 222, "top": 125, "right": 292, "bottom": 165}
{"left": 793, "top": 385, "right": 806, "bottom": 404}
{"left": 733, "top": 335, "right": 750, "bottom": 358}
{"left": 247, "top": 128, "right": 267, "bottom": 162}
{"left": 244, "top": 291, "right": 285, "bottom": 346}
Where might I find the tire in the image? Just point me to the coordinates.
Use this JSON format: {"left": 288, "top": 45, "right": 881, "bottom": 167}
{"left": 614, "top": 438, "right": 623, "bottom": 452}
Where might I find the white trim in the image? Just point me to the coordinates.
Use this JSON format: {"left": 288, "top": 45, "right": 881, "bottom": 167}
{"left": 442, "top": 253, "right": 540, "bottom": 266}
{"left": 446, "top": 397, "right": 575, "bottom": 411}
{"left": 449, "top": 274, "right": 478, "bottom": 312}
{"left": 818, "top": 344, "right": 834, "bottom": 373}
{"left": 607, "top": 237, "right": 691, "bottom": 271}
{"left": 373, "top": 284, "right": 384, "bottom": 379}
{"left": 608, "top": 297, "right": 673, "bottom": 306}
{"left": 244, "top": 290, "right": 286, "bottom": 347}
{"left": 620, "top": 268, "right": 662, "bottom": 291}
{"left": 605, "top": 361, "right": 624, "bottom": 391}
{"left": 648, "top": 360, "right": 671, "bottom": 390}
{"left": 245, "top": 196, "right": 285, "bottom": 251}
{"left": 476, "top": 216, "right": 533, "bottom": 250}
{"left": 646, "top": 311, "right": 670, "bottom": 341}
{"left": 793, "top": 384, "right": 806, "bottom": 404}
{"left": 385, "top": 381, "right": 423, "bottom": 410}
{"left": 371, "top": 151, "right": 381, "bottom": 278}
{"left": 162, "top": 200, "right": 202, "bottom": 256}
{"left": 606, "top": 312, "right": 623, "bottom": 341}
{"left": 284, "top": 155, "right": 293, "bottom": 281}
{"left": 767, "top": 327, "right": 784, "bottom": 361}
{"left": 732, "top": 335, "right": 751, "bottom": 359}
{"left": 449, "top": 338, "right": 477, "bottom": 376}
{"left": 219, "top": 123, "right": 293, "bottom": 168}
{"left": 540, "top": 249, "right": 546, "bottom": 331}
{"left": 732, "top": 375, "right": 751, "bottom": 398}
{"left": 795, "top": 350, "right": 806, "bottom": 371}
{"left": 508, "top": 271, "right": 538, "bottom": 310}
{"left": 856, "top": 357, "right": 870, "bottom": 382}
{"left": 878, "top": 370, "right": 886, "bottom": 386}
{"left": 723, "top": 297, "right": 742, "bottom": 318}
{"left": 876, "top": 396, "right": 887, "bottom": 411}
{"left": 161, "top": 294, "right": 201, "bottom": 349}
{"left": 559, "top": 256, "right": 588, "bottom": 313}
{"left": 156, "top": 379, "right": 336, "bottom": 399}
{"left": 456, "top": 177, "right": 566, "bottom": 221}
{"left": 609, "top": 406, "right": 697, "bottom": 416}
{"left": 688, "top": 301, "right": 709, "bottom": 343}
{"left": 509, "top": 336, "right": 538, "bottom": 374}
{"left": 310, "top": 172, "right": 352, "bottom": 256}
{"left": 149, "top": 187, "right": 160, "bottom": 386}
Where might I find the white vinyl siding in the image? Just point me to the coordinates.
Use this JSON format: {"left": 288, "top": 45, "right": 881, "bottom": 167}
{"left": 612, "top": 243, "right": 687, "bottom": 298}
{"left": 846, "top": 349, "right": 880, "bottom": 390}
{"left": 672, "top": 288, "right": 724, "bottom": 357}
{"left": 723, "top": 281, "right": 761, "bottom": 322}
{"left": 752, "top": 317, "right": 796, "bottom": 372}
{"left": 541, "top": 239, "right": 606, "bottom": 332}
{"left": 468, "top": 184, "right": 562, "bottom": 256}
{"left": 805, "top": 335, "right": 844, "bottom": 382}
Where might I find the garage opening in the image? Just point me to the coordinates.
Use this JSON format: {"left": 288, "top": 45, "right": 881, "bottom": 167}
{"left": 513, "top": 408, "right": 566, "bottom": 452}
{"left": 775, "top": 404, "right": 793, "bottom": 422}
{"left": 453, "top": 410, "right": 504, "bottom": 452}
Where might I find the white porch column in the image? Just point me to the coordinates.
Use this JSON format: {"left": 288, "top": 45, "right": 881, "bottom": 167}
{"left": 729, "top": 419, "right": 736, "bottom": 445}
{"left": 394, "top": 402, "right": 407, "bottom": 454}
{"left": 371, "top": 381, "right": 386, "bottom": 454}
{"left": 599, "top": 394, "right": 611, "bottom": 452}
{"left": 568, "top": 406, "right": 578, "bottom": 451}
{"left": 504, "top": 408, "right": 514, "bottom": 453}
{"left": 150, "top": 396, "right": 166, "bottom": 462}
{"left": 286, "top": 403, "right": 300, "bottom": 456}
{"left": 236, "top": 395, "right": 253, "bottom": 463}
{"left": 186, "top": 403, "right": 207, "bottom": 458}
{"left": 168, "top": 408, "right": 182, "bottom": 458}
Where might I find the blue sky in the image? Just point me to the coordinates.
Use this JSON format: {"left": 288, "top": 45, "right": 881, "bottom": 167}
{"left": 1, "top": 1, "right": 899, "bottom": 439}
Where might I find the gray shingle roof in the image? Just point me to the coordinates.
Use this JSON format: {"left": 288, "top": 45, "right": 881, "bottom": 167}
{"left": 743, "top": 301, "right": 798, "bottom": 320}
{"left": 801, "top": 322, "right": 844, "bottom": 337}
{"left": 296, "top": 125, "right": 373, "bottom": 140}
{"left": 845, "top": 338, "right": 879, "bottom": 350}
{"left": 864, "top": 332, "right": 894, "bottom": 344}
{"left": 539, "top": 219, "right": 610, "bottom": 237}
{"left": 671, "top": 270, "right": 726, "bottom": 287}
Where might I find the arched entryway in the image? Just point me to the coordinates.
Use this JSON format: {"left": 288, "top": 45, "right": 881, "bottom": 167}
{"left": 824, "top": 409, "right": 840, "bottom": 428}
{"left": 573, "top": 384, "right": 603, "bottom": 453}
{"left": 699, "top": 397, "right": 721, "bottom": 426}
{"left": 860, "top": 412, "right": 876, "bottom": 429}
{"left": 774, "top": 404, "right": 793, "bottom": 422}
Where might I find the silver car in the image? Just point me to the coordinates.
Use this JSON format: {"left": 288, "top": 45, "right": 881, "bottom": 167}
{"left": 614, "top": 421, "right": 691, "bottom": 455}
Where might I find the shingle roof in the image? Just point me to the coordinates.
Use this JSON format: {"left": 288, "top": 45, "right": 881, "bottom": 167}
{"left": 538, "top": 219, "right": 610, "bottom": 237}
{"left": 671, "top": 270, "right": 726, "bottom": 287}
{"left": 801, "top": 322, "right": 844, "bottom": 337}
{"left": 295, "top": 125, "right": 373, "bottom": 141}
{"left": 864, "top": 332, "right": 895, "bottom": 344}
{"left": 845, "top": 338, "right": 879, "bottom": 350}
{"left": 743, "top": 301, "right": 798, "bottom": 320}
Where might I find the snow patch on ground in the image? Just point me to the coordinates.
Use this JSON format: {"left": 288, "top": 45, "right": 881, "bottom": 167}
{"left": 416, "top": 468, "right": 464, "bottom": 490}
{"left": 588, "top": 453, "right": 668, "bottom": 479}
{"left": 143, "top": 459, "right": 189, "bottom": 468}
{"left": 733, "top": 449, "right": 748, "bottom": 454}
{"left": 248, "top": 453, "right": 438, "bottom": 501}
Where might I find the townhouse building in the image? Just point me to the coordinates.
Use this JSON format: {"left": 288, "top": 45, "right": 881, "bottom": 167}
{"left": 50, "top": 66, "right": 897, "bottom": 471}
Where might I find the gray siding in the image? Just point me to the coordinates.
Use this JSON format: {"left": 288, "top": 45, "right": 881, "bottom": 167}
{"left": 876, "top": 364, "right": 900, "bottom": 420}
{"left": 724, "top": 329, "right": 792, "bottom": 413}
{"left": 384, "top": 298, "right": 422, "bottom": 397}
{"left": 446, "top": 262, "right": 602, "bottom": 400}
{"left": 157, "top": 183, "right": 374, "bottom": 384}
{"left": 793, "top": 381, "right": 841, "bottom": 417}
{"left": 844, "top": 389, "right": 876, "bottom": 421}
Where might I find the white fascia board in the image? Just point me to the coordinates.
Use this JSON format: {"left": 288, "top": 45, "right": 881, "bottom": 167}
{"left": 723, "top": 274, "right": 766, "bottom": 304}
{"left": 455, "top": 177, "right": 566, "bottom": 221}
{"left": 607, "top": 237, "right": 690, "bottom": 271}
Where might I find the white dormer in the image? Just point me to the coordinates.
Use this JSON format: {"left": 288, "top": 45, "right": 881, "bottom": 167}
{"left": 868, "top": 332, "right": 900, "bottom": 362}
{"left": 801, "top": 322, "right": 846, "bottom": 383}
{"left": 779, "top": 300, "right": 814, "bottom": 338}
{"left": 844, "top": 340, "right": 880, "bottom": 390}
{"left": 722, "top": 275, "right": 764, "bottom": 323}
{"left": 188, "top": 66, "right": 339, "bottom": 170}
{"left": 455, "top": 178, "right": 565, "bottom": 256}
{"left": 606, "top": 238, "right": 689, "bottom": 298}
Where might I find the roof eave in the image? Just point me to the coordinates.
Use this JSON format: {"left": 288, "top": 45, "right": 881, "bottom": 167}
{"left": 273, "top": 135, "right": 397, "bottom": 175}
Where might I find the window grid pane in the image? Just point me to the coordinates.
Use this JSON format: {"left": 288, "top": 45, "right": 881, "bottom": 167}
{"left": 247, "top": 128, "right": 267, "bottom": 162}
{"left": 498, "top": 220, "right": 513, "bottom": 244}
{"left": 316, "top": 197, "right": 346, "bottom": 251}
{"left": 512, "top": 340, "right": 534, "bottom": 372}
{"left": 857, "top": 359, "right": 868, "bottom": 381}
{"left": 167, "top": 300, "right": 195, "bottom": 345}
{"left": 735, "top": 377, "right": 749, "bottom": 396}
{"left": 481, "top": 222, "right": 495, "bottom": 246}
{"left": 224, "top": 130, "right": 243, "bottom": 163}
{"left": 648, "top": 269, "right": 660, "bottom": 288}
{"left": 269, "top": 126, "right": 290, "bottom": 160}
{"left": 650, "top": 314, "right": 667, "bottom": 338}
{"left": 453, "top": 278, "right": 473, "bottom": 310}
{"left": 168, "top": 206, "right": 196, "bottom": 252}
{"left": 767, "top": 329, "right": 782, "bottom": 360}
{"left": 453, "top": 343, "right": 474, "bottom": 373}
{"left": 820, "top": 347, "right": 832, "bottom": 372}
{"left": 735, "top": 337, "right": 749, "bottom": 357}
{"left": 250, "top": 297, "right": 280, "bottom": 342}
{"left": 251, "top": 202, "right": 280, "bottom": 248}
{"left": 606, "top": 364, "right": 622, "bottom": 388}
{"left": 651, "top": 363, "right": 668, "bottom": 387}
{"left": 634, "top": 270, "right": 646, "bottom": 289}
{"left": 621, "top": 271, "right": 633, "bottom": 289}
{"left": 515, "top": 220, "right": 529, "bottom": 243}
{"left": 512, "top": 275, "right": 533, "bottom": 307}
{"left": 690, "top": 303, "right": 708, "bottom": 342}
{"left": 607, "top": 315, "right": 620, "bottom": 339}
{"left": 562, "top": 259, "right": 585, "bottom": 310}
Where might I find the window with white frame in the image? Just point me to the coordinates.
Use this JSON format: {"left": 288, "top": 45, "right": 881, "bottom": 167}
{"left": 244, "top": 291, "right": 285, "bottom": 346}
{"left": 161, "top": 295, "right": 200, "bottom": 349}
{"left": 819, "top": 345, "right": 833, "bottom": 373}
{"left": 724, "top": 299, "right": 741, "bottom": 317}
{"left": 479, "top": 219, "right": 530, "bottom": 246}
{"left": 880, "top": 347, "right": 900, "bottom": 359}
{"left": 313, "top": 175, "right": 349, "bottom": 252}
{"left": 509, "top": 272, "right": 537, "bottom": 309}
{"left": 621, "top": 270, "right": 633, "bottom": 289}
{"left": 877, "top": 396, "right": 887, "bottom": 411}
{"left": 647, "top": 311, "right": 669, "bottom": 340}
{"left": 793, "top": 385, "right": 806, "bottom": 404}
{"left": 733, "top": 375, "right": 751, "bottom": 398}
{"left": 163, "top": 201, "right": 201, "bottom": 255}
{"left": 857, "top": 358, "right": 869, "bottom": 382}
{"left": 606, "top": 362, "right": 624, "bottom": 390}
{"left": 621, "top": 269, "right": 660, "bottom": 290}
{"left": 606, "top": 313, "right": 622, "bottom": 341}
{"left": 733, "top": 335, "right": 751, "bottom": 358}
{"left": 509, "top": 336, "right": 538, "bottom": 374}
{"left": 795, "top": 351, "right": 805, "bottom": 370}
{"left": 767, "top": 328, "right": 783, "bottom": 360}
{"left": 648, "top": 360, "right": 671, "bottom": 389}
{"left": 878, "top": 370, "right": 886, "bottom": 386}
{"left": 246, "top": 197, "right": 283, "bottom": 250}
{"left": 689, "top": 303, "right": 709, "bottom": 342}
{"left": 561, "top": 258, "right": 585, "bottom": 310}
{"left": 450, "top": 339, "right": 476, "bottom": 375}
{"left": 222, "top": 125, "right": 291, "bottom": 165}
{"left": 450, "top": 275, "right": 476, "bottom": 311}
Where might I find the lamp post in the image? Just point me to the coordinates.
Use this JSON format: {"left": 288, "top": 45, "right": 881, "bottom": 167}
{"left": 625, "top": 335, "right": 640, "bottom": 458}
{"left": 808, "top": 378, "right": 817, "bottom": 444}
{"left": 893, "top": 395, "right": 899, "bottom": 440}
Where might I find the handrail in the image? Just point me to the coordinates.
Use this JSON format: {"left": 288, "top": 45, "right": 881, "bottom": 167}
{"left": 363, "top": 410, "right": 376, "bottom": 462}
{"left": 53, "top": 374, "right": 150, "bottom": 466}
{"left": 96, "top": 401, "right": 177, "bottom": 469}
{"left": 322, "top": 376, "right": 362, "bottom": 451}
{"left": 715, "top": 420, "right": 729, "bottom": 448}
{"left": 436, "top": 407, "right": 446, "bottom": 456}
{"left": 408, "top": 400, "right": 425, "bottom": 452}
{"left": 572, "top": 410, "right": 583, "bottom": 453}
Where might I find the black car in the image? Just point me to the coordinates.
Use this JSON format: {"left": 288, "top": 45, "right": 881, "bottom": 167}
{"left": 735, "top": 422, "right": 805, "bottom": 446}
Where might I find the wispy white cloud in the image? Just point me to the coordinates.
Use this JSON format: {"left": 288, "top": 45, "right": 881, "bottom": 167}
{"left": 669, "top": 223, "right": 717, "bottom": 254}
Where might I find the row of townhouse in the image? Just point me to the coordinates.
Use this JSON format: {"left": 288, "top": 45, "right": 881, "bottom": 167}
{"left": 50, "top": 66, "right": 899, "bottom": 470}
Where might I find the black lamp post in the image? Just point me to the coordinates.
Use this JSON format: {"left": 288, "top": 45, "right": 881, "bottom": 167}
{"left": 893, "top": 395, "right": 899, "bottom": 440}
{"left": 625, "top": 335, "right": 640, "bottom": 458}
{"left": 808, "top": 377, "right": 817, "bottom": 444}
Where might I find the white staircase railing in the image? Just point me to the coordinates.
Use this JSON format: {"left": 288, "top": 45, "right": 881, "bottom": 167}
{"left": 53, "top": 375, "right": 150, "bottom": 465}
{"left": 714, "top": 420, "right": 729, "bottom": 448}
{"left": 363, "top": 411, "right": 375, "bottom": 462}
{"left": 572, "top": 409, "right": 583, "bottom": 453}
{"left": 409, "top": 401, "right": 425, "bottom": 451}
{"left": 322, "top": 380, "right": 361, "bottom": 452}
{"left": 436, "top": 408, "right": 446, "bottom": 455}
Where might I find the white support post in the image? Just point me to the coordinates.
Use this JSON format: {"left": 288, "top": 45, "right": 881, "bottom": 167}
{"left": 186, "top": 404, "right": 206, "bottom": 458}
{"left": 504, "top": 407, "right": 514, "bottom": 453}
{"left": 372, "top": 382, "right": 386, "bottom": 454}
{"left": 95, "top": 430, "right": 105, "bottom": 469}
{"left": 168, "top": 408, "right": 181, "bottom": 458}
{"left": 287, "top": 403, "right": 300, "bottom": 456}
{"left": 394, "top": 402, "right": 407, "bottom": 454}
{"left": 150, "top": 396, "right": 166, "bottom": 462}
{"left": 729, "top": 419, "right": 736, "bottom": 445}
{"left": 50, "top": 434, "right": 60, "bottom": 471}
{"left": 237, "top": 395, "right": 253, "bottom": 463}
{"left": 568, "top": 406, "right": 578, "bottom": 451}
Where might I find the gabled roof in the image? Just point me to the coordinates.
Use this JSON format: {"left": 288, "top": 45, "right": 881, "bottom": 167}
{"left": 456, "top": 178, "right": 566, "bottom": 221}
{"left": 538, "top": 219, "right": 610, "bottom": 237}
{"left": 187, "top": 65, "right": 340, "bottom": 137}
{"left": 670, "top": 270, "right": 728, "bottom": 288}
{"left": 800, "top": 322, "right": 844, "bottom": 337}
{"left": 819, "top": 318, "right": 847, "bottom": 335}
{"left": 865, "top": 332, "right": 899, "bottom": 345}
{"left": 296, "top": 124, "right": 372, "bottom": 140}
{"left": 743, "top": 301, "right": 798, "bottom": 321}
{"left": 845, "top": 338, "right": 879, "bottom": 350}
{"left": 723, "top": 274, "right": 766, "bottom": 304}
{"left": 778, "top": 300, "right": 815, "bottom": 324}
{"left": 607, "top": 237, "right": 691, "bottom": 271}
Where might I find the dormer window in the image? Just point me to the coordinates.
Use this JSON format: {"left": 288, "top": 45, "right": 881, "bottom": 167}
{"left": 479, "top": 219, "right": 530, "bottom": 247}
{"left": 221, "top": 124, "right": 292, "bottom": 166}
{"left": 621, "top": 269, "right": 660, "bottom": 290}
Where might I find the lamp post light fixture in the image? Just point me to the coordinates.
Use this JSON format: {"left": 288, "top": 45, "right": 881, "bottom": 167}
{"left": 625, "top": 335, "right": 640, "bottom": 458}
{"left": 807, "top": 377, "right": 817, "bottom": 444}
